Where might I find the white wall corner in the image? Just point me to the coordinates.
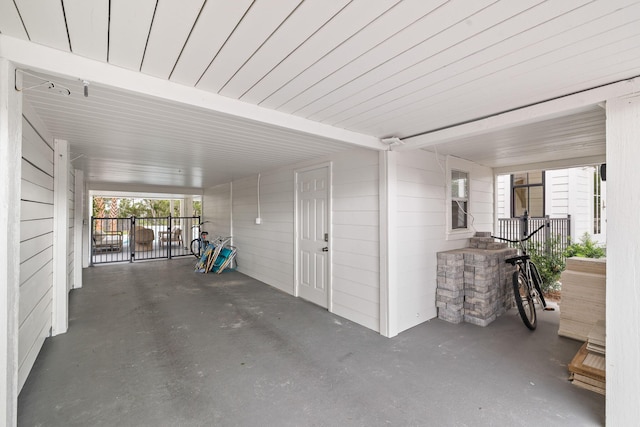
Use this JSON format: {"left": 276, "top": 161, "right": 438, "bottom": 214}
{"left": 379, "top": 150, "right": 398, "bottom": 337}
{"left": 0, "top": 57, "right": 23, "bottom": 427}
{"left": 52, "top": 139, "right": 70, "bottom": 335}
{"left": 73, "top": 169, "right": 84, "bottom": 288}
{"left": 605, "top": 95, "right": 640, "bottom": 424}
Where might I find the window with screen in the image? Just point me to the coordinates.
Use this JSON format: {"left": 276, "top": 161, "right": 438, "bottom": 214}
{"left": 451, "top": 170, "right": 469, "bottom": 229}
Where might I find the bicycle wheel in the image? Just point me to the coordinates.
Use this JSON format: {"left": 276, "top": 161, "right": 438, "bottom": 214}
{"left": 512, "top": 270, "right": 537, "bottom": 330}
{"left": 529, "top": 262, "right": 547, "bottom": 308}
{"left": 190, "top": 238, "right": 201, "bottom": 259}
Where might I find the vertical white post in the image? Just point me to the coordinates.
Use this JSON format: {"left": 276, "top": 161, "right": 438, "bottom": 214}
{"left": 0, "top": 58, "right": 22, "bottom": 427}
{"left": 82, "top": 185, "right": 91, "bottom": 268}
{"left": 73, "top": 169, "right": 84, "bottom": 288}
{"left": 606, "top": 95, "right": 640, "bottom": 424}
{"left": 52, "top": 139, "right": 69, "bottom": 335}
{"left": 379, "top": 150, "right": 398, "bottom": 337}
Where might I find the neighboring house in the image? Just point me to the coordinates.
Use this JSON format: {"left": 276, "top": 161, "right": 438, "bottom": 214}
{"left": 496, "top": 166, "right": 606, "bottom": 244}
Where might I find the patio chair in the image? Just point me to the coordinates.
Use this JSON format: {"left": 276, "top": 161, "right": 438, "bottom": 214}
{"left": 134, "top": 226, "right": 154, "bottom": 251}
{"left": 159, "top": 226, "right": 183, "bottom": 247}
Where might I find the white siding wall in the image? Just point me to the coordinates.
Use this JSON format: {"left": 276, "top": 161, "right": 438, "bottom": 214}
{"left": 233, "top": 169, "right": 295, "bottom": 294}
{"left": 545, "top": 169, "right": 570, "bottom": 218}
{"left": 569, "top": 167, "right": 594, "bottom": 238}
{"left": 330, "top": 150, "right": 379, "bottom": 331}
{"left": 202, "top": 183, "right": 232, "bottom": 238}
{"left": 495, "top": 174, "right": 509, "bottom": 219}
{"left": 395, "top": 151, "right": 493, "bottom": 333}
{"left": 67, "top": 169, "right": 75, "bottom": 291}
{"left": 203, "top": 148, "right": 381, "bottom": 332}
{"left": 19, "top": 104, "right": 54, "bottom": 391}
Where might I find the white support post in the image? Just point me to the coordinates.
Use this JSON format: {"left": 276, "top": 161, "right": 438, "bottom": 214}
{"left": 0, "top": 58, "right": 22, "bottom": 427}
{"left": 52, "top": 139, "right": 69, "bottom": 336}
{"left": 73, "top": 169, "right": 84, "bottom": 288}
{"left": 605, "top": 95, "right": 640, "bottom": 424}
{"left": 379, "top": 150, "right": 398, "bottom": 337}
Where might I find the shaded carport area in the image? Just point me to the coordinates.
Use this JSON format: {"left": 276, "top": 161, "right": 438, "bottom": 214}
{"left": 18, "top": 257, "right": 604, "bottom": 426}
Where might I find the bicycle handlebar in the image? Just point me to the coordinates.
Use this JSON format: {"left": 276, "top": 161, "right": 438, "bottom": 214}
{"left": 491, "top": 224, "right": 545, "bottom": 244}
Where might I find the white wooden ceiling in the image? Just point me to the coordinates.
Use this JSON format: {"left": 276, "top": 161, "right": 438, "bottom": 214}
{"left": 3, "top": 0, "right": 640, "bottom": 189}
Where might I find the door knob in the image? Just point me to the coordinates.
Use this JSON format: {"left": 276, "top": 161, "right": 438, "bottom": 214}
{"left": 322, "top": 247, "right": 328, "bottom": 252}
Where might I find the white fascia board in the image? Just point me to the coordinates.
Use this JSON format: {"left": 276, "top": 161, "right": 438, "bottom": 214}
{"left": 493, "top": 155, "right": 606, "bottom": 175}
{"left": 397, "top": 78, "right": 640, "bottom": 151}
{"left": 0, "top": 35, "right": 385, "bottom": 151}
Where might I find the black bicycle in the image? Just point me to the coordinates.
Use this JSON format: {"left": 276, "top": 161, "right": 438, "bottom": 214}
{"left": 190, "top": 221, "right": 211, "bottom": 259}
{"left": 492, "top": 224, "right": 553, "bottom": 330}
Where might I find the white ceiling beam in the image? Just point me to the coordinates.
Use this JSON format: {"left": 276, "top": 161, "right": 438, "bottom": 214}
{"left": 0, "top": 35, "right": 386, "bottom": 151}
{"left": 492, "top": 154, "right": 606, "bottom": 175}
{"left": 397, "top": 76, "right": 640, "bottom": 151}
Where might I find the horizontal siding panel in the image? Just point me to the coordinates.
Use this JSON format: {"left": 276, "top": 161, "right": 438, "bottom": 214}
{"left": 332, "top": 181, "right": 378, "bottom": 198}
{"left": 332, "top": 250, "right": 378, "bottom": 273}
{"left": 332, "top": 164, "right": 378, "bottom": 184}
{"left": 19, "top": 260, "right": 53, "bottom": 326}
{"left": 332, "top": 237, "right": 378, "bottom": 257}
{"left": 397, "top": 212, "right": 444, "bottom": 227}
{"left": 332, "top": 265, "right": 378, "bottom": 294}
{"left": 18, "top": 316, "right": 50, "bottom": 392}
{"left": 397, "top": 225, "right": 445, "bottom": 242}
{"left": 333, "top": 211, "right": 378, "bottom": 227}
{"left": 18, "top": 288, "right": 52, "bottom": 369}
{"left": 21, "top": 179, "right": 54, "bottom": 204}
{"left": 21, "top": 119, "right": 53, "bottom": 174}
{"left": 397, "top": 167, "right": 444, "bottom": 186}
{"left": 332, "top": 290, "right": 378, "bottom": 328}
{"left": 20, "top": 233, "right": 54, "bottom": 264}
{"left": 20, "top": 246, "right": 53, "bottom": 285}
{"left": 21, "top": 159, "right": 54, "bottom": 190}
{"left": 332, "top": 305, "right": 378, "bottom": 332}
{"left": 397, "top": 181, "right": 443, "bottom": 199}
{"left": 398, "top": 196, "right": 445, "bottom": 213}
{"left": 333, "top": 195, "right": 378, "bottom": 212}
{"left": 333, "top": 224, "right": 378, "bottom": 242}
{"left": 20, "top": 218, "right": 54, "bottom": 242}
{"left": 21, "top": 200, "right": 54, "bottom": 221}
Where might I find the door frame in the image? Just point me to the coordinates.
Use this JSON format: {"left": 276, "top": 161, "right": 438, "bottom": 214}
{"left": 293, "top": 162, "right": 333, "bottom": 312}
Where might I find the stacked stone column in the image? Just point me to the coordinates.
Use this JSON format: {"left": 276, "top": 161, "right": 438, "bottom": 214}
{"left": 436, "top": 233, "right": 517, "bottom": 327}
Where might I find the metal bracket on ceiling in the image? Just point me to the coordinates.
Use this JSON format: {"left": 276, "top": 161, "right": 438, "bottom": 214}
{"left": 14, "top": 69, "right": 71, "bottom": 96}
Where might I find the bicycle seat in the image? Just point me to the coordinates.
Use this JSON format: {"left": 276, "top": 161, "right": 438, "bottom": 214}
{"left": 505, "top": 255, "right": 529, "bottom": 265}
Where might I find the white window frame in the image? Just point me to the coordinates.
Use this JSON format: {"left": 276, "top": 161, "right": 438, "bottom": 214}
{"left": 446, "top": 157, "right": 475, "bottom": 240}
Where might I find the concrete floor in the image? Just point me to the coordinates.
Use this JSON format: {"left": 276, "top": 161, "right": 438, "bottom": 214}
{"left": 18, "top": 258, "right": 604, "bottom": 426}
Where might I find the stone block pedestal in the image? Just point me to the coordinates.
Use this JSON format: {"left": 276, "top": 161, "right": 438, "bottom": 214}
{"left": 436, "top": 233, "right": 517, "bottom": 326}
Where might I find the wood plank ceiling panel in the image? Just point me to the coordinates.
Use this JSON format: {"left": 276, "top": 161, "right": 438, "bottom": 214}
{"left": 108, "top": 0, "right": 156, "bottom": 70}
{"left": 196, "top": 0, "right": 304, "bottom": 93}
{"left": 240, "top": 0, "right": 403, "bottom": 105}
{"left": 274, "top": 0, "right": 506, "bottom": 115}
{"left": 218, "top": 0, "right": 351, "bottom": 98}
{"left": 429, "top": 107, "right": 605, "bottom": 168}
{"left": 169, "top": 0, "right": 253, "bottom": 86}
{"left": 306, "top": 0, "right": 569, "bottom": 123}
{"left": 372, "top": 19, "right": 640, "bottom": 136}
{"left": 141, "top": 0, "right": 204, "bottom": 79}
{"left": 335, "top": 1, "right": 640, "bottom": 136}
{"left": 63, "top": 0, "right": 108, "bottom": 61}
{"left": 0, "top": 1, "right": 29, "bottom": 38}
{"left": 258, "top": 0, "right": 492, "bottom": 112}
{"left": 14, "top": 0, "right": 69, "bottom": 51}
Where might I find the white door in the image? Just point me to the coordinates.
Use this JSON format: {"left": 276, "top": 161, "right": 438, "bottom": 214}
{"left": 297, "top": 166, "right": 329, "bottom": 308}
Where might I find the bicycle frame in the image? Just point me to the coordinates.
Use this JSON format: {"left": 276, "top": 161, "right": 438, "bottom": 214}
{"left": 492, "top": 224, "right": 548, "bottom": 330}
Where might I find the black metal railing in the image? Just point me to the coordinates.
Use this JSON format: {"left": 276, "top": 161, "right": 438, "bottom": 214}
{"left": 91, "top": 216, "right": 200, "bottom": 265}
{"left": 497, "top": 214, "right": 571, "bottom": 259}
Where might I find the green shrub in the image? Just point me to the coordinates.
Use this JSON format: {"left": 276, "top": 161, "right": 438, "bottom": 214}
{"left": 564, "top": 232, "right": 606, "bottom": 259}
{"left": 527, "top": 236, "right": 565, "bottom": 294}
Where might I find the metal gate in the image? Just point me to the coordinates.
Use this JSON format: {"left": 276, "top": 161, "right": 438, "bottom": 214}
{"left": 91, "top": 216, "right": 200, "bottom": 265}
